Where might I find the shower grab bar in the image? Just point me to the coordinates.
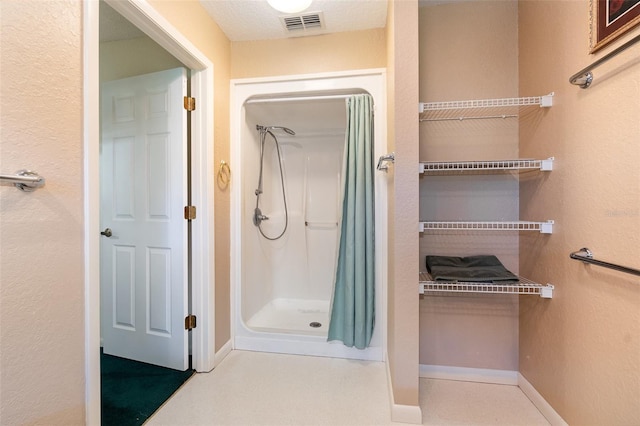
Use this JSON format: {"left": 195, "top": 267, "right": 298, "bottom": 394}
{"left": 570, "top": 247, "right": 640, "bottom": 277}
{"left": 305, "top": 221, "right": 338, "bottom": 229}
{"left": 0, "top": 170, "right": 45, "bottom": 192}
{"left": 569, "top": 33, "right": 640, "bottom": 88}
{"left": 377, "top": 152, "right": 395, "bottom": 172}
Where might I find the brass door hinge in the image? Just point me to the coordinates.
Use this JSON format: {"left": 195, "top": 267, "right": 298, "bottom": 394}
{"left": 185, "top": 315, "right": 197, "bottom": 330}
{"left": 184, "top": 205, "right": 196, "bottom": 220}
{"left": 184, "top": 96, "right": 196, "bottom": 111}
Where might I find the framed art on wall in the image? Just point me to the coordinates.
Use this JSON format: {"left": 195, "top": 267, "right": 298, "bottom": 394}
{"left": 591, "top": 0, "right": 640, "bottom": 52}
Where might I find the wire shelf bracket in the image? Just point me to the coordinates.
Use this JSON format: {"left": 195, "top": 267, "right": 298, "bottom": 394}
{"left": 419, "top": 273, "right": 554, "bottom": 298}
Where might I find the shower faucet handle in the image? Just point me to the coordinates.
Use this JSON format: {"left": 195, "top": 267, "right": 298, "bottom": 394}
{"left": 253, "top": 207, "right": 269, "bottom": 226}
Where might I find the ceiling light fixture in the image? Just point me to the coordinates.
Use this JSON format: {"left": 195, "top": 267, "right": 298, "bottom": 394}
{"left": 267, "top": 0, "right": 312, "bottom": 14}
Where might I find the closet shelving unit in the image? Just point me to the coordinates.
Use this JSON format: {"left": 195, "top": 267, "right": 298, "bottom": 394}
{"left": 418, "top": 93, "right": 555, "bottom": 298}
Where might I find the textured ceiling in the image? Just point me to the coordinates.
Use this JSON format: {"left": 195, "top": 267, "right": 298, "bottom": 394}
{"left": 199, "top": 0, "right": 388, "bottom": 41}
{"left": 99, "top": 0, "right": 453, "bottom": 45}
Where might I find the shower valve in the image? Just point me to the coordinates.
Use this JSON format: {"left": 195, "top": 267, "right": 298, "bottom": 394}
{"left": 253, "top": 207, "right": 269, "bottom": 226}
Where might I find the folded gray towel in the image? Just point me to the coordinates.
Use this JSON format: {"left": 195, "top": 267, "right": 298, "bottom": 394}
{"left": 426, "top": 255, "right": 518, "bottom": 283}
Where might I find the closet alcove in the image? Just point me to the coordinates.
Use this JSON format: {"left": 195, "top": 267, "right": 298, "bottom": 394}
{"left": 417, "top": 1, "right": 555, "bottom": 378}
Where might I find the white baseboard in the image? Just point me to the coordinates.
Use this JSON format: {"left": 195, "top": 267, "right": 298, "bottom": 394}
{"left": 213, "top": 340, "right": 232, "bottom": 368}
{"left": 385, "top": 353, "right": 422, "bottom": 424}
{"left": 234, "top": 335, "right": 383, "bottom": 361}
{"left": 420, "top": 364, "right": 518, "bottom": 385}
{"left": 418, "top": 366, "right": 567, "bottom": 425}
{"left": 391, "top": 403, "right": 423, "bottom": 424}
{"left": 518, "top": 373, "right": 568, "bottom": 426}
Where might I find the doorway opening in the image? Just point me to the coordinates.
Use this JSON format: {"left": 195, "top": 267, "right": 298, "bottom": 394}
{"left": 84, "top": 1, "right": 215, "bottom": 424}
{"left": 100, "top": 64, "right": 194, "bottom": 424}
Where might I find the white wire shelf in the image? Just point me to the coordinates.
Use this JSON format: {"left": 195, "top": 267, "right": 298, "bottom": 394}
{"left": 419, "top": 272, "right": 554, "bottom": 298}
{"left": 419, "top": 93, "right": 554, "bottom": 113}
{"left": 419, "top": 158, "right": 553, "bottom": 174}
{"left": 419, "top": 220, "right": 554, "bottom": 234}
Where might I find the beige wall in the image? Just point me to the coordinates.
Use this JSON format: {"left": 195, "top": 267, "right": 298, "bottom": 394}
{"left": 148, "top": 0, "right": 233, "bottom": 351}
{"left": 418, "top": 1, "right": 520, "bottom": 371}
{"left": 386, "top": 0, "right": 421, "bottom": 410}
{"left": 230, "top": 28, "right": 386, "bottom": 78}
{"left": 0, "top": 1, "right": 85, "bottom": 424}
{"left": 1, "top": 2, "right": 231, "bottom": 423}
{"left": 519, "top": 1, "right": 640, "bottom": 424}
{"left": 100, "top": 36, "right": 184, "bottom": 82}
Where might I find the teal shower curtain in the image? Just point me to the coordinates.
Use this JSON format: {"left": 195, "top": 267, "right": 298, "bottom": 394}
{"left": 327, "top": 94, "right": 375, "bottom": 349}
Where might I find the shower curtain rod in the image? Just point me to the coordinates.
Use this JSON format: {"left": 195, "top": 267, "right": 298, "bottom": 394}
{"left": 245, "top": 93, "right": 367, "bottom": 104}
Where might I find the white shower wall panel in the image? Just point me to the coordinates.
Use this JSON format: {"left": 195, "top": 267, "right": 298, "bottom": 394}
{"left": 298, "top": 134, "right": 345, "bottom": 301}
{"left": 241, "top": 103, "right": 346, "bottom": 324}
{"left": 260, "top": 135, "right": 345, "bottom": 303}
{"left": 240, "top": 121, "right": 273, "bottom": 322}
{"left": 262, "top": 139, "right": 309, "bottom": 301}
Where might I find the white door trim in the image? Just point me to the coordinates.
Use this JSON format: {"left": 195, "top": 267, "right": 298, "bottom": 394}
{"left": 83, "top": 1, "right": 215, "bottom": 424}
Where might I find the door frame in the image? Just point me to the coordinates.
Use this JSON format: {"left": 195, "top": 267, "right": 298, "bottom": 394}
{"left": 83, "top": 1, "right": 215, "bottom": 424}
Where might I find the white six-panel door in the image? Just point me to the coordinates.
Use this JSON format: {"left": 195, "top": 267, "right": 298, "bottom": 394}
{"left": 100, "top": 67, "right": 188, "bottom": 370}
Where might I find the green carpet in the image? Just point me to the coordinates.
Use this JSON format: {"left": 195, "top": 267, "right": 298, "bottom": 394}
{"left": 101, "top": 351, "right": 194, "bottom": 426}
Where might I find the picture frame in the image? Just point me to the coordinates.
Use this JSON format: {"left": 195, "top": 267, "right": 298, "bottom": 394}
{"left": 591, "top": 0, "right": 640, "bottom": 52}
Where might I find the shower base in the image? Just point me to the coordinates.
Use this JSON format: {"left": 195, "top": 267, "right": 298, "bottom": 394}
{"left": 236, "top": 296, "right": 382, "bottom": 361}
{"left": 246, "top": 298, "right": 330, "bottom": 336}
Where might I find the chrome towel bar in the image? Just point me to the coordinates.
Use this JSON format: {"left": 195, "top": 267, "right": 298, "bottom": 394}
{"left": 0, "top": 170, "right": 45, "bottom": 192}
{"left": 569, "top": 33, "right": 640, "bottom": 88}
{"left": 570, "top": 247, "right": 640, "bottom": 277}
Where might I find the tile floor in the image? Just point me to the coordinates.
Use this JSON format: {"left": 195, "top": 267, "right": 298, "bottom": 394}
{"left": 147, "top": 350, "right": 550, "bottom": 426}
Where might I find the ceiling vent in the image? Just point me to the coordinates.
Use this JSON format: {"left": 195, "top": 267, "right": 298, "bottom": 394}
{"left": 280, "top": 11, "right": 325, "bottom": 34}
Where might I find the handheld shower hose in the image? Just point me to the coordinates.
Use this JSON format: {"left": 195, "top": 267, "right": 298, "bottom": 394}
{"left": 253, "top": 125, "right": 295, "bottom": 240}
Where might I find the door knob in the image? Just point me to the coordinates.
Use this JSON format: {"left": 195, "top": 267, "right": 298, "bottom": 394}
{"left": 101, "top": 228, "right": 113, "bottom": 237}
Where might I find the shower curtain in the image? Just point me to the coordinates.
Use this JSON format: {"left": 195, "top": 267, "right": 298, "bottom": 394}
{"left": 327, "top": 94, "right": 375, "bottom": 349}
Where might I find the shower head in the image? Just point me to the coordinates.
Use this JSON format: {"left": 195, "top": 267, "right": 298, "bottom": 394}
{"left": 272, "top": 126, "right": 296, "bottom": 135}
{"left": 256, "top": 125, "right": 296, "bottom": 136}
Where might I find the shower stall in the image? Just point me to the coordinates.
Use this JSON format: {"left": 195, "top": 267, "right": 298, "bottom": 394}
{"left": 230, "top": 70, "right": 387, "bottom": 361}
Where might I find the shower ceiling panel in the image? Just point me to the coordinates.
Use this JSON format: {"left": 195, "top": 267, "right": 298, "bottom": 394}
{"left": 246, "top": 98, "right": 347, "bottom": 135}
